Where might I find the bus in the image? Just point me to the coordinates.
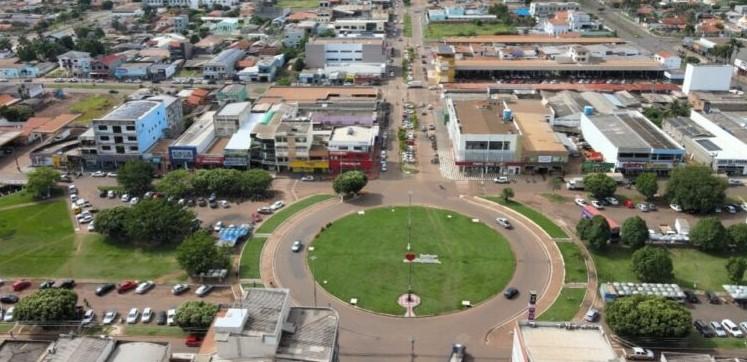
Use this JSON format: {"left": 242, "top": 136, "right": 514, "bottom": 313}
{"left": 581, "top": 205, "right": 620, "bottom": 239}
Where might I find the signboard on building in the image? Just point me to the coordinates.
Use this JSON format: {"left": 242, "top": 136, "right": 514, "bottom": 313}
{"left": 537, "top": 155, "right": 553, "bottom": 163}
{"left": 289, "top": 159, "right": 329, "bottom": 169}
{"left": 197, "top": 155, "right": 224, "bottom": 165}
{"left": 169, "top": 147, "right": 196, "bottom": 161}
{"left": 224, "top": 157, "right": 248, "bottom": 167}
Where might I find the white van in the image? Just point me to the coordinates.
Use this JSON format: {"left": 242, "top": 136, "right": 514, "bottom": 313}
{"left": 721, "top": 319, "right": 743, "bottom": 337}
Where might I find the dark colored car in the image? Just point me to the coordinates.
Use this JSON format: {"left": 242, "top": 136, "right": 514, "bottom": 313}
{"left": 684, "top": 290, "right": 700, "bottom": 304}
{"left": 99, "top": 190, "right": 108, "bottom": 198}
{"left": 58, "top": 279, "right": 76, "bottom": 289}
{"left": 95, "top": 283, "right": 116, "bottom": 296}
{"left": 12, "top": 280, "right": 31, "bottom": 292}
{"left": 39, "top": 280, "right": 55, "bottom": 289}
{"left": 694, "top": 319, "right": 716, "bottom": 338}
{"left": 209, "top": 200, "right": 218, "bottom": 209}
{"left": 118, "top": 281, "right": 137, "bottom": 293}
{"left": 705, "top": 291, "right": 720, "bottom": 304}
{"left": 504, "top": 287, "right": 519, "bottom": 299}
{"left": 156, "top": 311, "right": 167, "bottom": 325}
{"left": 197, "top": 198, "right": 207, "bottom": 207}
{"left": 0, "top": 295, "right": 19, "bottom": 304}
{"left": 208, "top": 193, "right": 217, "bottom": 202}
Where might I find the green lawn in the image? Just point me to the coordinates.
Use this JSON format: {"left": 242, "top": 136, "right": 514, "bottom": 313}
{"left": 124, "top": 325, "right": 187, "bottom": 338}
{"left": 686, "top": 330, "right": 747, "bottom": 349}
{"left": 0, "top": 191, "right": 33, "bottom": 209}
{"left": 484, "top": 197, "right": 569, "bottom": 238}
{"left": 425, "top": 22, "right": 515, "bottom": 40}
{"left": 537, "top": 288, "right": 586, "bottom": 322}
{"left": 540, "top": 193, "right": 569, "bottom": 204}
{"left": 404, "top": 14, "right": 412, "bottom": 37}
{"left": 558, "top": 242, "right": 587, "bottom": 283}
{"left": 310, "top": 206, "right": 515, "bottom": 315}
{"left": 277, "top": 0, "right": 318, "bottom": 8}
{"left": 70, "top": 95, "right": 118, "bottom": 124}
{"left": 592, "top": 246, "right": 733, "bottom": 290}
{"left": 255, "top": 194, "right": 333, "bottom": 234}
{"left": 0, "top": 323, "right": 14, "bottom": 333}
{"left": 239, "top": 237, "right": 267, "bottom": 279}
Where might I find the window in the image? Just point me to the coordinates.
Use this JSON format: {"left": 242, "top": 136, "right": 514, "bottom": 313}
{"left": 97, "top": 125, "right": 107, "bottom": 131}
{"left": 116, "top": 146, "right": 125, "bottom": 154}
{"left": 129, "top": 146, "right": 138, "bottom": 151}
{"left": 101, "top": 145, "right": 111, "bottom": 151}
{"left": 114, "top": 136, "right": 123, "bottom": 143}
{"left": 112, "top": 126, "right": 122, "bottom": 133}
{"left": 465, "top": 141, "right": 487, "bottom": 150}
{"left": 339, "top": 146, "right": 348, "bottom": 150}
{"left": 126, "top": 125, "right": 135, "bottom": 131}
{"left": 127, "top": 136, "right": 136, "bottom": 141}
{"left": 353, "top": 146, "right": 362, "bottom": 151}
{"left": 99, "top": 136, "right": 110, "bottom": 141}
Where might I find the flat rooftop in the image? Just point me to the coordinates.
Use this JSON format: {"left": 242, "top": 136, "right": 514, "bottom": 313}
{"left": 455, "top": 58, "right": 665, "bottom": 72}
{"left": 453, "top": 100, "right": 516, "bottom": 134}
{"left": 0, "top": 129, "right": 21, "bottom": 147}
{"left": 444, "top": 35, "right": 625, "bottom": 44}
{"left": 225, "top": 112, "right": 264, "bottom": 151}
{"left": 585, "top": 112, "right": 680, "bottom": 150}
{"left": 205, "top": 136, "right": 230, "bottom": 155}
{"left": 1, "top": 340, "right": 51, "bottom": 362}
{"left": 329, "top": 125, "right": 378, "bottom": 144}
{"left": 507, "top": 100, "right": 567, "bottom": 153}
{"left": 217, "top": 101, "right": 251, "bottom": 117}
{"left": 517, "top": 322, "right": 619, "bottom": 362}
{"left": 240, "top": 288, "right": 288, "bottom": 335}
{"left": 277, "top": 308, "right": 339, "bottom": 362}
{"left": 684, "top": 111, "right": 747, "bottom": 161}
{"left": 100, "top": 100, "right": 160, "bottom": 121}
{"left": 259, "top": 87, "right": 378, "bottom": 104}
{"left": 309, "top": 37, "right": 383, "bottom": 45}
{"left": 277, "top": 120, "right": 311, "bottom": 134}
{"left": 173, "top": 111, "right": 216, "bottom": 147}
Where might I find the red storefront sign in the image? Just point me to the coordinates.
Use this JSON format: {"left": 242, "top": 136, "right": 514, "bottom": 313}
{"left": 197, "top": 154, "right": 224, "bottom": 165}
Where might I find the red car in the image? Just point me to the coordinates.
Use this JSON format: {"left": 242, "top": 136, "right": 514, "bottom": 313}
{"left": 12, "top": 280, "right": 31, "bottom": 291}
{"left": 185, "top": 334, "right": 203, "bottom": 347}
{"left": 117, "top": 280, "right": 137, "bottom": 293}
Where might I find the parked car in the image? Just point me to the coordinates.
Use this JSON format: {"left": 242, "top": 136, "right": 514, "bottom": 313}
{"left": 711, "top": 321, "right": 728, "bottom": 337}
{"left": 156, "top": 311, "right": 167, "bottom": 325}
{"left": 172, "top": 284, "right": 190, "bottom": 295}
{"left": 126, "top": 308, "right": 140, "bottom": 324}
{"left": 695, "top": 320, "right": 716, "bottom": 338}
{"left": 605, "top": 196, "right": 619, "bottom": 206}
{"left": 58, "top": 279, "right": 75, "bottom": 289}
{"left": 670, "top": 203, "right": 683, "bottom": 212}
{"left": 705, "top": 290, "right": 720, "bottom": 304}
{"left": 102, "top": 311, "right": 118, "bottom": 325}
{"left": 39, "top": 280, "right": 55, "bottom": 289}
{"left": 683, "top": 290, "right": 700, "bottom": 304}
{"left": 117, "top": 281, "right": 137, "bottom": 293}
{"left": 167, "top": 309, "right": 177, "bottom": 325}
{"left": 120, "top": 194, "right": 130, "bottom": 203}
{"left": 584, "top": 308, "right": 600, "bottom": 322}
{"left": 590, "top": 200, "right": 604, "bottom": 209}
{"left": 503, "top": 287, "right": 519, "bottom": 299}
{"left": 195, "top": 284, "right": 214, "bottom": 297}
{"left": 2, "top": 307, "right": 13, "bottom": 322}
{"left": 258, "top": 206, "right": 274, "bottom": 214}
{"left": 197, "top": 198, "right": 207, "bottom": 207}
{"left": 213, "top": 221, "right": 224, "bottom": 232}
{"left": 291, "top": 240, "right": 303, "bottom": 252}
{"left": 739, "top": 321, "right": 747, "bottom": 335}
{"left": 95, "top": 283, "right": 116, "bottom": 296}
{"left": 106, "top": 172, "right": 117, "bottom": 178}
{"left": 12, "top": 280, "right": 31, "bottom": 291}
{"left": 493, "top": 176, "right": 509, "bottom": 184}
{"left": 129, "top": 197, "right": 139, "bottom": 205}
{"left": 722, "top": 319, "right": 743, "bottom": 337}
{"left": 185, "top": 334, "right": 203, "bottom": 347}
{"left": 135, "top": 281, "right": 155, "bottom": 294}
{"left": 81, "top": 309, "right": 95, "bottom": 325}
{"left": 637, "top": 203, "right": 649, "bottom": 212}
{"left": 496, "top": 217, "right": 513, "bottom": 229}
{"left": 624, "top": 347, "right": 654, "bottom": 361}
{"left": 219, "top": 200, "right": 229, "bottom": 208}
{"left": 270, "top": 200, "right": 285, "bottom": 210}
{"left": 209, "top": 199, "right": 218, "bottom": 208}
{"left": 91, "top": 171, "right": 106, "bottom": 177}
{"left": 0, "top": 295, "right": 18, "bottom": 304}
{"left": 301, "top": 175, "right": 315, "bottom": 182}
{"left": 728, "top": 179, "right": 743, "bottom": 186}
{"left": 141, "top": 307, "right": 153, "bottom": 323}
{"left": 574, "top": 198, "right": 587, "bottom": 207}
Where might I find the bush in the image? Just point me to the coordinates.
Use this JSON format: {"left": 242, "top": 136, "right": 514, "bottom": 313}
{"left": 175, "top": 301, "right": 219, "bottom": 331}
{"left": 690, "top": 217, "right": 730, "bottom": 252}
{"left": 15, "top": 289, "right": 78, "bottom": 323}
{"left": 606, "top": 295, "right": 692, "bottom": 338}
{"left": 631, "top": 246, "right": 674, "bottom": 282}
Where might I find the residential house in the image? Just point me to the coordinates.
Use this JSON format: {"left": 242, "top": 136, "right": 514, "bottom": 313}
{"left": 90, "top": 54, "right": 125, "bottom": 79}
{"left": 203, "top": 48, "right": 246, "bottom": 80}
{"left": 238, "top": 54, "right": 285, "bottom": 82}
{"left": 0, "top": 58, "right": 40, "bottom": 79}
{"left": 655, "top": 51, "right": 682, "bottom": 70}
{"left": 211, "top": 18, "right": 240, "bottom": 35}
{"left": 283, "top": 24, "right": 308, "bottom": 48}
{"left": 57, "top": 50, "right": 92, "bottom": 78}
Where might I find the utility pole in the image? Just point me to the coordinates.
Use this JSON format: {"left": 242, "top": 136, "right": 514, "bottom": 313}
{"left": 310, "top": 255, "right": 318, "bottom": 307}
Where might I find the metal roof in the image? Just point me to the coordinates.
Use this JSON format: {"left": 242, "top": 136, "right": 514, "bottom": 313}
{"left": 100, "top": 100, "right": 160, "bottom": 121}
{"left": 585, "top": 112, "right": 680, "bottom": 150}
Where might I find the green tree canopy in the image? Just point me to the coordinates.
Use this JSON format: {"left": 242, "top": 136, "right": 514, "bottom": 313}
{"left": 583, "top": 173, "right": 617, "bottom": 199}
{"left": 333, "top": 170, "right": 368, "bottom": 195}
{"left": 127, "top": 199, "right": 195, "bottom": 246}
{"left": 666, "top": 165, "right": 726, "bottom": 213}
{"left": 501, "top": 187, "right": 514, "bottom": 202}
{"left": 156, "top": 169, "right": 194, "bottom": 198}
{"left": 634, "top": 173, "right": 658, "bottom": 201}
{"left": 729, "top": 223, "right": 747, "bottom": 252}
{"left": 621, "top": 216, "right": 649, "bottom": 249}
{"left": 606, "top": 295, "right": 692, "bottom": 338}
{"left": 94, "top": 206, "right": 132, "bottom": 241}
{"left": 176, "top": 231, "right": 230, "bottom": 276}
{"left": 577, "top": 215, "right": 610, "bottom": 250}
{"left": 117, "top": 160, "right": 154, "bottom": 195}
{"left": 175, "top": 301, "right": 219, "bottom": 331}
{"left": 690, "top": 217, "right": 730, "bottom": 252}
{"left": 190, "top": 168, "right": 272, "bottom": 199}
{"left": 631, "top": 246, "right": 674, "bottom": 282}
{"left": 726, "top": 257, "right": 747, "bottom": 283}
{"left": 25, "top": 167, "right": 59, "bottom": 199}
{"left": 15, "top": 289, "right": 78, "bottom": 323}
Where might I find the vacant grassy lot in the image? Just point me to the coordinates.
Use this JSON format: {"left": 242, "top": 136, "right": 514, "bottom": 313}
{"left": 124, "top": 325, "right": 187, "bottom": 338}
{"left": 537, "top": 288, "right": 586, "bottom": 322}
{"left": 311, "top": 206, "right": 515, "bottom": 315}
{"left": 239, "top": 237, "right": 267, "bottom": 279}
{"left": 592, "top": 246, "right": 732, "bottom": 290}
{"left": 0, "top": 191, "right": 33, "bottom": 209}
{"left": 70, "top": 95, "right": 117, "bottom": 124}
{"left": 404, "top": 14, "right": 412, "bottom": 37}
{"left": 255, "top": 194, "right": 333, "bottom": 234}
{"left": 425, "top": 22, "right": 515, "bottom": 40}
{"left": 484, "top": 197, "right": 569, "bottom": 238}
{"left": 277, "top": 0, "right": 318, "bottom": 8}
{"left": 558, "top": 242, "right": 587, "bottom": 283}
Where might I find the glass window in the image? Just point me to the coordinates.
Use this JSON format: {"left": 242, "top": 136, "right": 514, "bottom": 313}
{"left": 99, "top": 136, "right": 110, "bottom": 141}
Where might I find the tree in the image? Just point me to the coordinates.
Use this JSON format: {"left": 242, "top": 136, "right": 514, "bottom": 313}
{"left": 576, "top": 218, "right": 591, "bottom": 238}
{"left": 549, "top": 177, "right": 562, "bottom": 191}
{"left": 690, "top": 217, "right": 729, "bottom": 252}
{"left": 101, "top": 0, "right": 113, "bottom": 9}
{"left": 333, "top": 170, "right": 368, "bottom": 195}
{"left": 634, "top": 173, "right": 658, "bottom": 201}
{"left": 117, "top": 160, "right": 154, "bottom": 195}
{"left": 631, "top": 246, "right": 674, "bottom": 282}
{"left": 127, "top": 199, "right": 195, "bottom": 246}
{"left": 26, "top": 167, "right": 59, "bottom": 199}
{"left": 501, "top": 187, "right": 514, "bottom": 202}
{"left": 238, "top": 169, "right": 273, "bottom": 200}
{"left": 94, "top": 206, "right": 132, "bottom": 241}
{"left": 583, "top": 173, "right": 617, "bottom": 199}
{"left": 190, "top": 34, "right": 200, "bottom": 43}
{"left": 666, "top": 165, "right": 727, "bottom": 213}
{"left": 176, "top": 231, "right": 230, "bottom": 276}
{"left": 606, "top": 295, "right": 692, "bottom": 338}
{"left": 621, "top": 216, "right": 648, "bottom": 249}
{"left": 728, "top": 223, "right": 747, "bottom": 252}
{"left": 14, "top": 289, "right": 78, "bottom": 323}
{"left": 577, "top": 215, "right": 610, "bottom": 250}
{"left": 0, "top": 37, "right": 11, "bottom": 51}
{"left": 156, "top": 169, "right": 194, "bottom": 198}
{"left": 175, "top": 301, "right": 219, "bottom": 331}
{"left": 726, "top": 257, "right": 747, "bottom": 283}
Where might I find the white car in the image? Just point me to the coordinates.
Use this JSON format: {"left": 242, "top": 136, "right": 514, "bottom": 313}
{"left": 213, "top": 221, "right": 223, "bottom": 232}
{"left": 3, "top": 307, "right": 13, "bottom": 322}
{"left": 106, "top": 172, "right": 117, "bottom": 177}
{"left": 670, "top": 203, "right": 683, "bottom": 212}
{"left": 722, "top": 319, "right": 743, "bottom": 337}
{"left": 167, "top": 308, "right": 177, "bottom": 326}
{"left": 739, "top": 321, "right": 747, "bottom": 334}
{"left": 574, "top": 198, "right": 587, "bottom": 207}
{"left": 82, "top": 309, "right": 95, "bottom": 325}
{"left": 141, "top": 307, "right": 153, "bottom": 323}
{"left": 604, "top": 196, "right": 619, "bottom": 206}
{"left": 496, "top": 217, "right": 513, "bottom": 229}
{"left": 135, "top": 281, "right": 155, "bottom": 294}
{"left": 76, "top": 210, "right": 92, "bottom": 221}
{"left": 107, "top": 190, "right": 116, "bottom": 199}
{"left": 270, "top": 200, "right": 285, "bottom": 210}
{"left": 80, "top": 214, "right": 94, "bottom": 224}
{"left": 741, "top": 203, "right": 747, "bottom": 212}
{"left": 121, "top": 194, "right": 130, "bottom": 203}
{"left": 91, "top": 171, "right": 106, "bottom": 177}
{"left": 301, "top": 175, "right": 315, "bottom": 182}
{"left": 102, "top": 311, "right": 118, "bottom": 325}
{"left": 129, "top": 197, "right": 139, "bottom": 205}
{"left": 70, "top": 194, "right": 79, "bottom": 202}
{"left": 219, "top": 200, "right": 229, "bottom": 208}
{"left": 591, "top": 200, "right": 604, "bottom": 209}
{"left": 493, "top": 176, "right": 509, "bottom": 184}
{"left": 728, "top": 178, "right": 743, "bottom": 186}
{"left": 291, "top": 240, "right": 303, "bottom": 252}
{"left": 87, "top": 222, "right": 96, "bottom": 232}
{"left": 126, "top": 308, "right": 140, "bottom": 324}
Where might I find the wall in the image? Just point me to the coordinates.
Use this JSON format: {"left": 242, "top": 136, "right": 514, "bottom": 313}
{"left": 683, "top": 64, "right": 732, "bottom": 94}
{"left": 136, "top": 102, "right": 167, "bottom": 152}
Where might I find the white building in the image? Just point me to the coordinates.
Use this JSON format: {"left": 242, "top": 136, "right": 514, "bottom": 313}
{"left": 529, "top": 1, "right": 580, "bottom": 18}
{"left": 168, "top": 111, "right": 216, "bottom": 168}
{"left": 203, "top": 48, "right": 245, "bottom": 80}
{"left": 333, "top": 18, "right": 387, "bottom": 33}
{"left": 682, "top": 64, "right": 732, "bottom": 94}
{"left": 512, "top": 321, "right": 621, "bottom": 362}
{"left": 57, "top": 50, "right": 92, "bottom": 78}
{"left": 654, "top": 51, "right": 682, "bottom": 70}
{"left": 214, "top": 101, "right": 251, "bottom": 137}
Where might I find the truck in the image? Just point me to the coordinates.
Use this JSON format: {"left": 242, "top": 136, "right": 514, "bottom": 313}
{"left": 674, "top": 218, "right": 690, "bottom": 235}
{"left": 449, "top": 344, "right": 465, "bottom": 362}
{"left": 566, "top": 177, "right": 584, "bottom": 190}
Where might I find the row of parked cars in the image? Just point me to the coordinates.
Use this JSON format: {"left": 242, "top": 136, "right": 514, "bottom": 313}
{"left": 694, "top": 319, "right": 747, "bottom": 338}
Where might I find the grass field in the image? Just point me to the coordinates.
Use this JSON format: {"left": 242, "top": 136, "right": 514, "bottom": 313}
{"left": 484, "top": 197, "right": 569, "bottom": 238}
{"left": 686, "top": 330, "right": 747, "bottom": 349}
{"left": 255, "top": 194, "right": 333, "bottom": 234}
{"left": 592, "top": 246, "right": 732, "bottom": 290}
{"left": 70, "top": 95, "right": 118, "bottom": 124}
{"left": 540, "top": 193, "right": 569, "bottom": 204}
{"left": 404, "top": 14, "right": 412, "bottom": 37}
{"left": 0, "top": 191, "right": 33, "bottom": 209}
{"left": 277, "top": 0, "right": 318, "bottom": 8}
{"left": 124, "top": 325, "right": 187, "bottom": 338}
{"left": 310, "top": 206, "right": 515, "bottom": 315}
{"left": 239, "top": 237, "right": 267, "bottom": 279}
{"left": 537, "top": 288, "right": 586, "bottom": 322}
{"left": 558, "top": 242, "right": 587, "bottom": 283}
{"left": 425, "top": 23, "right": 515, "bottom": 40}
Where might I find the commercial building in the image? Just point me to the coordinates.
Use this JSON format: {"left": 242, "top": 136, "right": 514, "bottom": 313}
{"left": 528, "top": 1, "right": 580, "bottom": 18}
{"left": 274, "top": 119, "right": 328, "bottom": 173}
{"left": 216, "top": 84, "right": 249, "bottom": 104}
{"left": 40, "top": 335, "right": 169, "bottom": 362}
{"left": 169, "top": 111, "right": 216, "bottom": 168}
{"left": 508, "top": 99, "right": 568, "bottom": 173}
{"left": 203, "top": 48, "right": 245, "bottom": 80}
{"left": 333, "top": 18, "right": 387, "bottom": 33}
{"left": 57, "top": 50, "right": 92, "bottom": 78}
{"left": 148, "top": 94, "right": 184, "bottom": 138}
{"left": 580, "top": 111, "right": 684, "bottom": 174}
{"left": 237, "top": 54, "right": 285, "bottom": 82}
{"left": 304, "top": 38, "right": 386, "bottom": 68}
{"left": 599, "top": 282, "right": 686, "bottom": 303}
{"left": 511, "top": 321, "right": 619, "bottom": 362}
{"left": 445, "top": 97, "right": 521, "bottom": 175}
{"left": 543, "top": 90, "right": 637, "bottom": 133}
{"left": 212, "top": 288, "right": 338, "bottom": 362}
{"left": 328, "top": 125, "right": 379, "bottom": 175}
{"left": 224, "top": 112, "right": 264, "bottom": 167}
{"left": 113, "top": 62, "right": 151, "bottom": 80}
{"left": 426, "top": 5, "right": 497, "bottom": 23}
{"left": 682, "top": 64, "right": 732, "bottom": 94}
{"left": 663, "top": 112, "right": 747, "bottom": 175}
{"left": 92, "top": 100, "right": 167, "bottom": 168}
{"left": 214, "top": 101, "right": 252, "bottom": 137}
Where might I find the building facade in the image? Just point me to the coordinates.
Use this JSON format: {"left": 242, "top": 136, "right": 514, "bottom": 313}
{"left": 305, "top": 38, "right": 386, "bottom": 68}
{"left": 328, "top": 125, "right": 378, "bottom": 175}
{"left": 92, "top": 100, "right": 167, "bottom": 168}
{"left": 214, "top": 102, "right": 251, "bottom": 137}
{"left": 57, "top": 51, "right": 92, "bottom": 78}
{"left": 203, "top": 48, "right": 245, "bottom": 80}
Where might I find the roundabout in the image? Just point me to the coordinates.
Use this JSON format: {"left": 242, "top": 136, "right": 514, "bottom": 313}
{"left": 309, "top": 206, "right": 515, "bottom": 316}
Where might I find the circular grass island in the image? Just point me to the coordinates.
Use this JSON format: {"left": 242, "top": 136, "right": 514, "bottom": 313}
{"left": 308, "top": 206, "right": 516, "bottom": 316}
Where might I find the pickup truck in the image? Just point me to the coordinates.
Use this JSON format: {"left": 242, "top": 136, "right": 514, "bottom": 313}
{"left": 624, "top": 347, "right": 655, "bottom": 361}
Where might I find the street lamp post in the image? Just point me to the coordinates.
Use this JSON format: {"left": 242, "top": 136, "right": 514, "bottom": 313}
{"left": 407, "top": 191, "right": 412, "bottom": 251}
{"left": 310, "top": 255, "right": 318, "bottom": 307}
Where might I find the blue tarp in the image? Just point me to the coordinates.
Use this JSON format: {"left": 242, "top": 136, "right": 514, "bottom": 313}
{"left": 217, "top": 225, "right": 252, "bottom": 247}
{"left": 513, "top": 8, "right": 530, "bottom": 17}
